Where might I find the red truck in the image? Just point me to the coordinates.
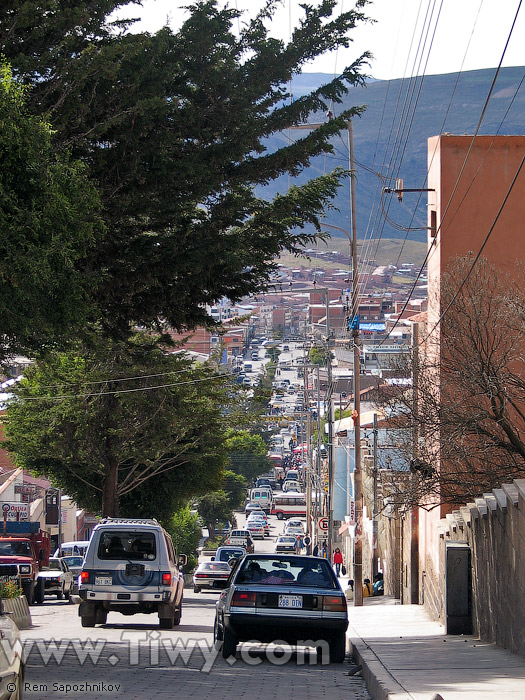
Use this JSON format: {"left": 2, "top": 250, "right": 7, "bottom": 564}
{"left": 0, "top": 522, "right": 50, "bottom": 604}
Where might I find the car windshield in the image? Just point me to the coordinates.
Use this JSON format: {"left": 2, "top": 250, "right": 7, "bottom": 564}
{"left": 48, "top": 560, "right": 61, "bottom": 571}
{"left": 97, "top": 531, "right": 157, "bottom": 560}
{"left": 62, "top": 556, "right": 83, "bottom": 567}
{"left": 235, "top": 556, "right": 337, "bottom": 588}
{"left": 0, "top": 541, "right": 32, "bottom": 557}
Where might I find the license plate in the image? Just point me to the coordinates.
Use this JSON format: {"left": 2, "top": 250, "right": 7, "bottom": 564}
{"left": 95, "top": 576, "right": 112, "bottom": 586}
{"left": 278, "top": 595, "right": 303, "bottom": 609}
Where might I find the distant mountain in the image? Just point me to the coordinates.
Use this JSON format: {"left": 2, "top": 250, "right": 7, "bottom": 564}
{"left": 266, "top": 67, "right": 525, "bottom": 243}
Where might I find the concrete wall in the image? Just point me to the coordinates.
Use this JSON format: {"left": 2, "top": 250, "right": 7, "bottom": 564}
{"left": 439, "top": 480, "right": 525, "bottom": 657}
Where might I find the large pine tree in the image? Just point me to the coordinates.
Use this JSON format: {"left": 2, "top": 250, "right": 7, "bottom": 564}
{"left": 1, "top": 0, "right": 370, "bottom": 338}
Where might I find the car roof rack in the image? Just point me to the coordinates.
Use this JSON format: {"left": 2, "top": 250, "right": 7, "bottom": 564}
{"left": 99, "top": 518, "right": 159, "bottom": 526}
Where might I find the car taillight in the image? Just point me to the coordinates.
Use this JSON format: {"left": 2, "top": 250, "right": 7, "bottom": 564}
{"left": 232, "top": 591, "right": 256, "bottom": 607}
{"left": 162, "top": 573, "right": 172, "bottom": 586}
{"left": 81, "top": 571, "right": 89, "bottom": 583}
{"left": 322, "top": 595, "right": 347, "bottom": 612}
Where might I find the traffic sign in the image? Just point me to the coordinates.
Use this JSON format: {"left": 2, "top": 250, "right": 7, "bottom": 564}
{"left": 318, "top": 517, "right": 329, "bottom": 531}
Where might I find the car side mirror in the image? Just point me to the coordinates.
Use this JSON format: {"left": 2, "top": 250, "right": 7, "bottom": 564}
{"left": 178, "top": 554, "right": 187, "bottom": 567}
{"left": 39, "top": 549, "right": 45, "bottom": 560}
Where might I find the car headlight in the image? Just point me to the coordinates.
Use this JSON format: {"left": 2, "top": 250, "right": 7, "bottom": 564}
{"left": 19, "top": 565, "right": 31, "bottom": 574}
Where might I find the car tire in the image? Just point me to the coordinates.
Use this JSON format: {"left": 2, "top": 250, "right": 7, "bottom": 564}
{"left": 81, "top": 615, "right": 96, "bottom": 628}
{"left": 159, "top": 615, "right": 174, "bottom": 629}
{"left": 95, "top": 609, "right": 107, "bottom": 625}
{"left": 193, "top": 586, "right": 200, "bottom": 593}
{"left": 57, "top": 587, "right": 64, "bottom": 600}
{"left": 221, "top": 625, "right": 237, "bottom": 659}
{"left": 22, "top": 582, "right": 34, "bottom": 606}
{"left": 277, "top": 513, "right": 284, "bottom": 520}
{"left": 173, "top": 606, "right": 181, "bottom": 626}
{"left": 329, "top": 632, "right": 346, "bottom": 663}
{"left": 213, "top": 616, "right": 223, "bottom": 651}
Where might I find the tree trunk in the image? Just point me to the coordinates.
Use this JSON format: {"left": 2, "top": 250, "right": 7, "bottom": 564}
{"left": 102, "top": 453, "right": 120, "bottom": 517}
{"left": 101, "top": 390, "right": 119, "bottom": 517}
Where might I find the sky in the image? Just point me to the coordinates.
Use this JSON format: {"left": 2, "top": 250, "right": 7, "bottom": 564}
{"left": 120, "top": 0, "right": 525, "bottom": 81}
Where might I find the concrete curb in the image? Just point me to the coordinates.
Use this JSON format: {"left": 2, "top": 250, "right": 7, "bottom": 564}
{"left": 3, "top": 596, "right": 32, "bottom": 629}
{"left": 349, "top": 633, "right": 412, "bottom": 700}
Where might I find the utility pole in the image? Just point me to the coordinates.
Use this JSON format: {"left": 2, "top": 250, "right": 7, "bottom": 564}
{"left": 410, "top": 322, "right": 420, "bottom": 603}
{"left": 326, "top": 346, "right": 334, "bottom": 563}
{"left": 372, "top": 413, "right": 378, "bottom": 579}
{"left": 349, "top": 120, "right": 363, "bottom": 607}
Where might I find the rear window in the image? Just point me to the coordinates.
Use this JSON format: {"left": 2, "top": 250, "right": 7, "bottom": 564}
{"left": 201, "top": 562, "right": 230, "bottom": 571}
{"left": 97, "top": 531, "right": 157, "bottom": 561}
{"left": 216, "top": 548, "right": 244, "bottom": 562}
{"left": 235, "top": 556, "right": 337, "bottom": 588}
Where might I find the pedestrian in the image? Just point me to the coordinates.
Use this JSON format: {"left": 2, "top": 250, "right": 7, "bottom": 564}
{"left": 363, "top": 578, "right": 373, "bottom": 597}
{"left": 373, "top": 572, "right": 384, "bottom": 596}
{"left": 333, "top": 548, "right": 344, "bottom": 576}
{"left": 303, "top": 534, "right": 312, "bottom": 555}
{"left": 345, "top": 579, "right": 354, "bottom": 602}
{"left": 312, "top": 543, "right": 319, "bottom": 557}
{"left": 296, "top": 535, "right": 303, "bottom": 554}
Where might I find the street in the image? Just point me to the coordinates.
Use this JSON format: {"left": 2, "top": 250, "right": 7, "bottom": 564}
{"left": 20, "top": 513, "right": 371, "bottom": 699}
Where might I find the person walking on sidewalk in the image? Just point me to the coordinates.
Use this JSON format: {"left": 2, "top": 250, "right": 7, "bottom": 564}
{"left": 333, "top": 548, "right": 343, "bottom": 576}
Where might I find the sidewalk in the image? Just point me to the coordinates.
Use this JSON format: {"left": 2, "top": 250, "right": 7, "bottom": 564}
{"left": 346, "top": 595, "right": 525, "bottom": 700}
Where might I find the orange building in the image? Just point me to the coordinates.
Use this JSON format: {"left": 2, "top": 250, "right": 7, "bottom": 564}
{"left": 417, "top": 135, "right": 525, "bottom": 618}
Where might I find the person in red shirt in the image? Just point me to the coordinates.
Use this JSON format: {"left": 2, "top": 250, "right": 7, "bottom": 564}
{"left": 333, "top": 548, "right": 344, "bottom": 576}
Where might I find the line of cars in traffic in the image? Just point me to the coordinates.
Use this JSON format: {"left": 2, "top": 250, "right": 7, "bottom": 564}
{"left": 193, "top": 495, "right": 349, "bottom": 663}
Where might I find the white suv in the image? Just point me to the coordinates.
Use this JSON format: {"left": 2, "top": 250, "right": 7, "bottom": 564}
{"left": 78, "top": 518, "right": 186, "bottom": 629}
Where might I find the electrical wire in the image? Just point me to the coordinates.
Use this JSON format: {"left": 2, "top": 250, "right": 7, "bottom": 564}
{"left": 422, "top": 153, "right": 525, "bottom": 344}
{"left": 373, "top": 0, "right": 523, "bottom": 347}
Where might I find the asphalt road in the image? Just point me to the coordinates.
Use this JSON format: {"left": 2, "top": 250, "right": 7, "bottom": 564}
{"left": 20, "top": 514, "right": 371, "bottom": 700}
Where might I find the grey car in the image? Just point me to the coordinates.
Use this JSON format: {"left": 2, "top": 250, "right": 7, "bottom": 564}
{"left": 214, "top": 554, "right": 348, "bottom": 663}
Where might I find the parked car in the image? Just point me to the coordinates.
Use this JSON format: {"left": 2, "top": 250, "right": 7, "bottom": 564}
{"left": 214, "top": 554, "right": 348, "bottom": 662}
{"left": 275, "top": 536, "right": 298, "bottom": 553}
{"left": 54, "top": 540, "right": 90, "bottom": 558}
{"left": 59, "top": 555, "right": 84, "bottom": 594}
{"left": 193, "top": 561, "right": 231, "bottom": 593}
{"left": 0, "top": 598, "right": 25, "bottom": 697}
{"left": 38, "top": 557, "right": 74, "bottom": 600}
{"left": 284, "top": 521, "right": 305, "bottom": 535}
{"left": 285, "top": 526, "right": 304, "bottom": 538}
{"left": 78, "top": 517, "right": 186, "bottom": 629}
{"left": 245, "top": 502, "right": 266, "bottom": 516}
{"left": 247, "top": 514, "right": 270, "bottom": 536}
{"left": 226, "top": 530, "right": 254, "bottom": 553}
{"left": 246, "top": 521, "right": 265, "bottom": 540}
{"left": 212, "top": 546, "right": 246, "bottom": 564}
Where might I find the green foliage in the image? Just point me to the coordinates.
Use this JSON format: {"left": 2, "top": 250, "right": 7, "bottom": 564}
{"left": 225, "top": 430, "right": 272, "bottom": 482}
{"left": 0, "top": 0, "right": 370, "bottom": 340}
{"left": 309, "top": 346, "right": 334, "bottom": 366}
{"left": 4, "top": 333, "right": 229, "bottom": 517}
{"left": 0, "top": 580, "right": 22, "bottom": 599}
{"left": 0, "top": 62, "right": 103, "bottom": 361}
{"left": 222, "top": 470, "right": 247, "bottom": 511}
{"left": 165, "top": 506, "right": 202, "bottom": 572}
{"left": 197, "top": 491, "right": 233, "bottom": 537}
